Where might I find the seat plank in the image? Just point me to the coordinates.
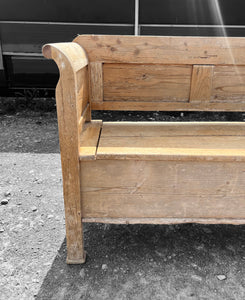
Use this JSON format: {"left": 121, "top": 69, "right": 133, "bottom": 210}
{"left": 97, "top": 122, "right": 245, "bottom": 161}
{"left": 101, "top": 121, "right": 245, "bottom": 137}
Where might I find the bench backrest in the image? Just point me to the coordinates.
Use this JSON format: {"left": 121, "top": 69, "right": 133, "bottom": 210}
{"left": 74, "top": 35, "right": 245, "bottom": 112}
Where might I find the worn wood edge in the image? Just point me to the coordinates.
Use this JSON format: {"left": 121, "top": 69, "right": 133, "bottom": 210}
{"left": 82, "top": 217, "right": 245, "bottom": 225}
{"left": 96, "top": 152, "right": 245, "bottom": 162}
{"left": 91, "top": 101, "right": 245, "bottom": 111}
{"left": 66, "top": 251, "right": 86, "bottom": 264}
{"left": 102, "top": 121, "right": 245, "bottom": 127}
{"left": 42, "top": 42, "right": 88, "bottom": 72}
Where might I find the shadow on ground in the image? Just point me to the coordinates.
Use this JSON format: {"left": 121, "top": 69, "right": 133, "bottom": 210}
{"left": 36, "top": 223, "right": 245, "bottom": 300}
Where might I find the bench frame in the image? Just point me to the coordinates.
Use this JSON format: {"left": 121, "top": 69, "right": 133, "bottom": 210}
{"left": 43, "top": 35, "right": 245, "bottom": 264}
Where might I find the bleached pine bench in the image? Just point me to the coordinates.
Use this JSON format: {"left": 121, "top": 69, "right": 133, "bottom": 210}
{"left": 43, "top": 35, "right": 245, "bottom": 264}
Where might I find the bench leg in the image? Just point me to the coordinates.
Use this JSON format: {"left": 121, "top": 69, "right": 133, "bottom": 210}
{"left": 65, "top": 216, "right": 86, "bottom": 264}
{"left": 63, "top": 181, "right": 86, "bottom": 264}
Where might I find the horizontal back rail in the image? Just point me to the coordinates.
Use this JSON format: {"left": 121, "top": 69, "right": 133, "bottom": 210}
{"left": 74, "top": 35, "right": 245, "bottom": 65}
{"left": 74, "top": 35, "right": 245, "bottom": 111}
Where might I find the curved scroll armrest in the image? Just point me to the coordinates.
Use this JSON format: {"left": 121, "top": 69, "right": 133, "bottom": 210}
{"left": 42, "top": 41, "right": 91, "bottom": 128}
{"left": 42, "top": 42, "right": 88, "bottom": 72}
{"left": 42, "top": 42, "right": 90, "bottom": 264}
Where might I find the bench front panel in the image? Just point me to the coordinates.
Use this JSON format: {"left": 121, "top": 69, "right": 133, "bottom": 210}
{"left": 80, "top": 160, "right": 245, "bottom": 220}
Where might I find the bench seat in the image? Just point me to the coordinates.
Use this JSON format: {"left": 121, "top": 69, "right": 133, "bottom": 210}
{"left": 80, "top": 121, "right": 245, "bottom": 162}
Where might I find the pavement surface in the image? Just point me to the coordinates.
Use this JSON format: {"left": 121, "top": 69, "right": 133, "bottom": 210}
{"left": 1, "top": 109, "right": 245, "bottom": 299}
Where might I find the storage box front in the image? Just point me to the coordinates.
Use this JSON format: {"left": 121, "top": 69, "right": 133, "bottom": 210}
{"left": 80, "top": 160, "right": 245, "bottom": 221}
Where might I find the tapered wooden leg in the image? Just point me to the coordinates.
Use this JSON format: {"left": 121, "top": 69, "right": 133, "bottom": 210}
{"left": 64, "top": 199, "right": 87, "bottom": 264}
{"left": 65, "top": 220, "right": 86, "bottom": 264}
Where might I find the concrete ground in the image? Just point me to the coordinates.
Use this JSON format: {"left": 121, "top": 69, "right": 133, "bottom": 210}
{"left": 1, "top": 108, "right": 245, "bottom": 299}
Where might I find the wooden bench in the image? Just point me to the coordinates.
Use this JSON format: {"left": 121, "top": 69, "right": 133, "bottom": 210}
{"left": 43, "top": 35, "right": 245, "bottom": 264}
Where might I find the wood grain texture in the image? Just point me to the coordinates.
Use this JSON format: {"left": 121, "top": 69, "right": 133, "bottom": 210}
{"left": 212, "top": 65, "right": 245, "bottom": 102}
{"left": 103, "top": 64, "right": 191, "bottom": 102}
{"left": 91, "top": 101, "right": 245, "bottom": 111}
{"left": 76, "top": 67, "right": 89, "bottom": 120}
{"left": 74, "top": 35, "right": 245, "bottom": 65}
{"left": 96, "top": 122, "right": 245, "bottom": 161}
{"left": 101, "top": 122, "right": 245, "bottom": 137}
{"left": 80, "top": 160, "right": 245, "bottom": 219}
{"left": 42, "top": 42, "right": 89, "bottom": 263}
{"left": 43, "top": 42, "right": 88, "bottom": 72}
{"left": 79, "top": 120, "right": 102, "bottom": 160}
{"left": 89, "top": 62, "right": 103, "bottom": 102}
{"left": 190, "top": 65, "right": 214, "bottom": 102}
{"left": 82, "top": 218, "right": 245, "bottom": 225}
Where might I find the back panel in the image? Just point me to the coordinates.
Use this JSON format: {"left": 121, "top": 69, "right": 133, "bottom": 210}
{"left": 74, "top": 35, "right": 245, "bottom": 111}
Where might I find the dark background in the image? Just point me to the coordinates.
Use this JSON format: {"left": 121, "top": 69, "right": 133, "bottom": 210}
{"left": 1, "top": 0, "right": 245, "bottom": 95}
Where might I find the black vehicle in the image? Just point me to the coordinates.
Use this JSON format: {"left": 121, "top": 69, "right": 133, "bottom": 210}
{"left": 0, "top": 0, "right": 245, "bottom": 96}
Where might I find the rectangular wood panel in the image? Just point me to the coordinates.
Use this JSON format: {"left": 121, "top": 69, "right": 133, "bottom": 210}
{"left": 89, "top": 62, "right": 103, "bottom": 102}
{"left": 190, "top": 65, "right": 214, "bottom": 102}
{"left": 212, "top": 66, "right": 245, "bottom": 102}
{"left": 80, "top": 160, "right": 245, "bottom": 219}
{"left": 103, "top": 64, "right": 192, "bottom": 102}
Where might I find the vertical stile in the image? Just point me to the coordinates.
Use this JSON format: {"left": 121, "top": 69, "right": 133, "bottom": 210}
{"left": 189, "top": 65, "right": 214, "bottom": 103}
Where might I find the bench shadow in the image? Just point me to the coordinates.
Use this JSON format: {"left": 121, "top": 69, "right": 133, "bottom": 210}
{"left": 36, "top": 223, "right": 245, "bottom": 300}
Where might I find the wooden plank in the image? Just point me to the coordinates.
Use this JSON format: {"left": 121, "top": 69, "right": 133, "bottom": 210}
{"left": 189, "top": 65, "right": 214, "bottom": 102}
{"left": 89, "top": 62, "right": 103, "bottom": 102}
{"left": 43, "top": 42, "right": 89, "bottom": 264}
{"left": 97, "top": 144, "right": 245, "bottom": 162}
{"left": 96, "top": 121, "right": 245, "bottom": 161}
{"left": 96, "top": 149, "right": 245, "bottom": 162}
{"left": 212, "top": 65, "right": 245, "bottom": 102}
{"left": 76, "top": 67, "right": 89, "bottom": 119}
{"left": 83, "top": 217, "right": 245, "bottom": 225}
{"left": 74, "top": 35, "right": 245, "bottom": 65}
{"left": 103, "top": 64, "right": 191, "bottom": 102}
{"left": 79, "top": 120, "right": 102, "bottom": 160}
{"left": 80, "top": 160, "right": 245, "bottom": 219}
{"left": 99, "top": 136, "right": 245, "bottom": 150}
{"left": 91, "top": 100, "right": 245, "bottom": 111}
{"left": 101, "top": 122, "right": 245, "bottom": 137}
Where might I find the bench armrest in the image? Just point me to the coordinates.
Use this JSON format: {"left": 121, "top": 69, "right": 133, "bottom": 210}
{"left": 42, "top": 42, "right": 91, "bottom": 130}
{"left": 42, "top": 42, "right": 89, "bottom": 263}
{"left": 42, "top": 42, "right": 88, "bottom": 73}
